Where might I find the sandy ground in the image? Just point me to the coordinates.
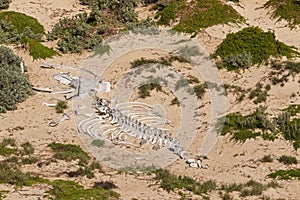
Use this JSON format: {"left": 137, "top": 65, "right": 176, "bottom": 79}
{"left": 1, "top": 0, "right": 300, "bottom": 199}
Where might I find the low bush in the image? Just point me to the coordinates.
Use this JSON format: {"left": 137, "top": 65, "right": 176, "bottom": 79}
{"left": 55, "top": 100, "right": 68, "bottom": 113}
{"left": 264, "top": 0, "right": 300, "bottom": 29}
{"left": 278, "top": 155, "right": 298, "bottom": 165}
{"left": 91, "top": 139, "right": 105, "bottom": 147}
{"left": 48, "top": 142, "right": 90, "bottom": 165}
{"left": 46, "top": 180, "right": 120, "bottom": 200}
{"left": 170, "top": 97, "right": 180, "bottom": 106}
{"left": 216, "top": 106, "right": 279, "bottom": 143}
{"left": 0, "top": 46, "right": 32, "bottom": 113}
{"left": 214, "top": 27, "right": 299, "bottom": 70}
{"left": 138, "top": 83, "right": 162, "bottom": 98}
{"left": 47, "top": 12, "right": 105, "bottom": 53}
{"left": 193, "top": 84, "right": 207, "bottom": 99}
{"left": 261, "top": 155, "right": 273, "bottom": 162}
{"left": 0, "top": 161, "right": 46, "bottom": 187}
{"left": 155, "top": 0, "right": 244, "bottom": 36}
{"left": 268, "top": 168, "right": 300, "bottom": 180}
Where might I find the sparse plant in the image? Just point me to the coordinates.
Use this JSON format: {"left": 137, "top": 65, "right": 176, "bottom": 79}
{"left": 93, "top": 181, "right": 118, "bottom": 190}
{"left": 21, "top": 156, "right": 39, "bottom": 165}
{"left": 0, "top": 138, "right": 18, "bottom": 156}
{"left": 193, "top": 84, "right": 207, "bottom": 99}
{"left": 91, "top": 139, "right": 105, "bottom": 147}
{"left": 138, "top": 83, "right": 162, "bottom": 98}
{"left": 261, "top": 155, "right": 273, "bottom": 162}
{"left": 268, "top": 169, "right": 300, "bottom": 180}
{"left": 187, "top": 75, "right": 199, "bottom": 84}
{"left": 0, "top": 11, "right": 56, "bottom": 59}
{"left": 175, "top": 78, "right": 189, "bottom": 91}
{"left": 92, "top": 44, "right": 111, "bottom": 57}
{"left": 0, "top": 161, "right": 46, "bottom": 187}
{"left": 170, "top": 97, "right": 180, "bottom": 106}
{"left": 46, "top": 179, "right": 120, "bottom": 199}
{"left": 20, "top": 142, "right": 34, "bottom": 155}
{"left": 278, "top": 155, "right": 298, "bottom": 165}
{"left": 55, "top": 100, "right": 68, "bottom": 113}
{"left": 155, "top": 0, "right": 244, "bottom": 35}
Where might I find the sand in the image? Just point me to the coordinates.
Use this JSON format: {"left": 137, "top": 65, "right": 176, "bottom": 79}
{"left": 0, "top": 0, "right": 300, "bottom": 199}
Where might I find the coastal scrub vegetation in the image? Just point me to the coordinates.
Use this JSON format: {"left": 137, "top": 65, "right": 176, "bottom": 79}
{"left": 0, "top": 46, "right": 32, "bottom": 113}
{"left": 48, "top": 142, "right": 90, "bottom": 165}
{"left": 46, "top": 180, "right": 120, "bottom": 200}
{"left": 214, "top": 27, "right": 299, "bottom": 70}
{"left": 264, "top": 0, "right": 300, "bottom": 29}
{"left": 268, "top": 169, "right": 300, "bottom": 180}
{"left": 155, "top": 169, "right": 279, "bottom": 198}
{"left": 49, "top": 0, "right": 148, "bottom": 53}
{"left": 0, "top": 11, "right": 57, "bottom": 59}
{"left": 0, "top": 138, "right": 119, "bottom": 199}
{"left": 154, "top": 0, "right": 244, "bottom": 36}
{"left": 217, "top": 104, "right": 300, "bottom": 149}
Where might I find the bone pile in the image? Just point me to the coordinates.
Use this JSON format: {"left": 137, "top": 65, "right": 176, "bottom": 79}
{"left": 77, "top": 98, "right": 189, "bottom": 160}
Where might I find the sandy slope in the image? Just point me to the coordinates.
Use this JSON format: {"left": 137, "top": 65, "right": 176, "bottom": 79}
{"left": 1, "top": 0, "right": 300, "bottom": 199}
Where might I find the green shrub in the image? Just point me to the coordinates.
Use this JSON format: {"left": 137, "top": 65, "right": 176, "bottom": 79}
{"left": 0, "top": 138, "right": 18, "bottom": 156}
{"left": 91, "top": 139, "right": 105, "bottom": 147}
{"left": 48, "top": 142, "right": 90, "bottom": 165}
{"left": 55, "top": 100, "right": 68, "bottom": 113}
{"left": 46, "top": 180, "right": 120, "bottom": 200}
{"left": 21, "top": 156, "right": 39, "bottom": 165}
{"left": 24, "top": 38, "right": 58, "bottom": 60}
{"left": 283, "top": 104, "right": 300, "bottom": 116}
{"left": 0, "top": 161, "right": 46, "bottom": 187}
{"left": 187, "top": 75, "right": 199, "bottom": 84}
{"left": 264, "top": 0, "right": 300, "bottom": 29}
{"left": 155, "top": 169, "right": 216, "bottom": 195}
{"left": 130, "top": 57, "right": 172, "bottom": 68}
{"left": 214, "top": 27, "right": 299, "bottom": 70}
{"left": 280, "top": 118, "right": 300, "bottom": 149}
{"left": 20, "top": 142, "right": 34, "bottom": 155}
{"left": 126, "top": 18, "right": 159, "bottom": 35}
{"left": 93, "top": 181, "right": 117, "bottom": 190}
{"left": 0, "top": 0, "right": 11, "bottom": 9}
{"left": 220, "top": 182, "right": 243, "bottom": 192}
{"left": 92, "top": 44, "right": 111, "bottom": 57}
{"left": 170, "top": 97, "right": 180, "bottom": 106}
{"left": 216, "top": 107, "right": 280, "bottom": 143}
{"left": 268, "top": 169, "right": 300, "bottom": 180}
{"left": 68, "top": 166, "right": 95, "bottom": 179}
{"left": 155, "top": 0, "right": 244, "bottom": 35}
{"left": 278, "top": 155, "right": 298, "bottom": 165}
{"left": 193, "top": 84, "right": 207, "bottom": 99}
{"left": 0, "top": 46, "right": 32, "bottom": 113}
{"left": 261, "top": 155, "right": 273, "bottom": 162}
{"left": 0, "top": 11, "right": 44, "bottom": 35}
{"left": 138, "top": 83, "right": 162, "bottom": 98}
